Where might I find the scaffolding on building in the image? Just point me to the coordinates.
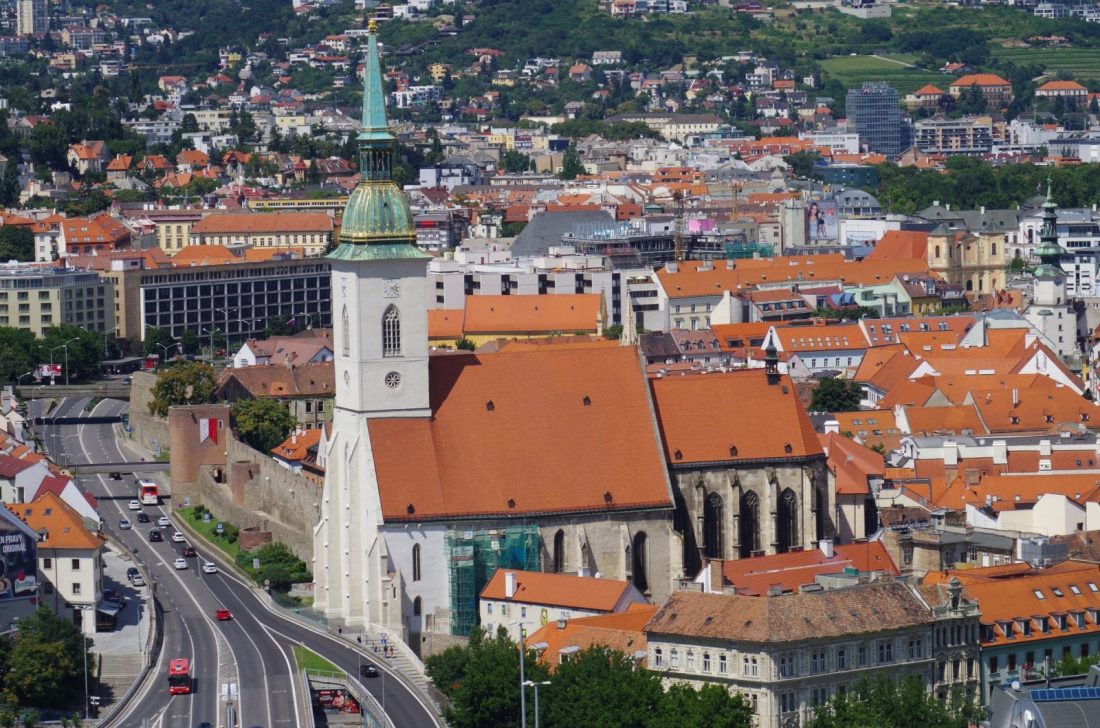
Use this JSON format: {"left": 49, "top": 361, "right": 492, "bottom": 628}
{"left": 445, "top": 525, "right": 541, "bottom": 636}
{"left": 724, "top": 241, "right": 775, "bottom": 259}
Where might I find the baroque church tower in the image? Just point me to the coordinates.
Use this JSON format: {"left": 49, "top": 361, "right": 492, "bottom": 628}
{"left": 313, "top": 19, "right": 430, "bottom": 624}
{"left": 1024, "top": 179, "right": 1076, "bottom": 359}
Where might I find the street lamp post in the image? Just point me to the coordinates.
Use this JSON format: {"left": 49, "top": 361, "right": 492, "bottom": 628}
{"left": 15, "top": 371, "right": 32, "bottom": 387}
{"left": 49, "top": 337, "right": 79, "bottom": 386}
{"left": 511, "top": 621, "right": 527, "bottom": 728}
{"left": 523, "top": 680, "right": 551, "bottom": 728}
{"left": 216, "top": 307, "right": 232, "bottom": 354}
{"left": 156, "top": 342, "right": 179, "bottom": 365}
{"left": 295, "top": 312, "right": 314, "bottom": 330}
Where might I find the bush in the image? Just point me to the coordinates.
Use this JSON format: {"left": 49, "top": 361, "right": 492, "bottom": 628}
{"left": 191, "top": 505, "right": 207, "bottom": 521}
{"left": 234, "top": 542, "right": 311, "bottom": 592}
{"left": 223, "top": 523, "right": 239, "bottom": 544}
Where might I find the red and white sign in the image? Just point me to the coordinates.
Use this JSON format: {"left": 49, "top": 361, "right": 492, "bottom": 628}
{"left": 36, "top": 364, "right": 61, "bottom": 379}
{"left": 198, "top": 418, "right": 218, "bottom": 444}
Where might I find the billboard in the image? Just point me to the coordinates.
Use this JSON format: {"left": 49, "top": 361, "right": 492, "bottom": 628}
{"left": 36, "top": 363, "right": 61, "bottom": 380}
{"left": 0, "top": 511, "right": 37, "bottom": 600}
{"left": 807, "top": 200, "right": 839, "bottom": 243}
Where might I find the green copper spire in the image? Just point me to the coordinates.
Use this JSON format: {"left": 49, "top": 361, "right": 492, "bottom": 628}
{"left": 328, "top": 17, "right": 424, "bottom": 258}
{"left": 1033, "top": 177, "right": 1065, "bottom": 278}
{"left": 358, "top": 18, "right": 393, "bottom": 147}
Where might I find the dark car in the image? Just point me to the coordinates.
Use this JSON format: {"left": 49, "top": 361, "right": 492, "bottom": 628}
{"left": 359, "top": 664, "right": 379, "bottom": 678}
{"left": 148, "top": 529, "right": 162, "bottom": 542}
{"left": 109, "top": 472, "right": 121, "bottom": 480}
{"left": 136, "top": 512, "right": 150, "bottom": 523}
{"left": 102, "top": 589, "right": 125, "bottom": 607}
{"left": 126, "top": 567, "right": 140, "bottom": 580}
{"left": 182, "top": 545, "right": 197, "bottom": 557}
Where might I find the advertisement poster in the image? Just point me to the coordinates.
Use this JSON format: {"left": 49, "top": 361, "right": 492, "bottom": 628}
{"left": 807, "top": 200, "right": 839, "bottom": 243}
{"left": 0, "top": 521, "right": 37, "bottom": 599}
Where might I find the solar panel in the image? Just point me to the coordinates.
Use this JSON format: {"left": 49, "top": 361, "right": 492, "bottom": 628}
{"left": 1031, "top": 687, "right": 1100, "bottom": 702}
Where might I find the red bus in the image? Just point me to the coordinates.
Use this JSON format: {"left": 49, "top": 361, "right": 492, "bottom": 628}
{"left": 137, "top": 479, "right": 159, "bottom": 506}
{"left": 168, "top": 658, "right": 192, "bottom": 695}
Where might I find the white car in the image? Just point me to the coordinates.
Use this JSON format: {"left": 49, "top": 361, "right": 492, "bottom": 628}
{"left": 157, "top": 516, "right": 171, "bottom": 528}
{"left": 171, "top": 531, "right": 184, "bottom": 543}
{"left": 128, "top": 500, "right": 141, "bottom": 511}
{"left": 118, "top": 518, "right": 131, "bottom": 530}
{"left": 173, "top": 558, "right": 188, "bottom": 570}
{"left": 202, "top": 561, "right": 218, "bottom": 574}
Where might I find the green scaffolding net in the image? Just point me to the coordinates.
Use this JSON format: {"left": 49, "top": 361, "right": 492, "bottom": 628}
{"left": 446, "top": 525, "right": 541, "bottom": 636}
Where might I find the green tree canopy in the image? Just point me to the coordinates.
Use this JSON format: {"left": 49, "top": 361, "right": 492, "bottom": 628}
{"left": 39, "top": 325, "right": 106, "bottom": 383}
{"left": 149, "top": 362, "right": 216, "bottom": 416}
{"left": 500, "top": 149, "right": 531, "bottom": 174}
{"left": 0, "top": 226, "right": 34, "bottom": 263}
{"left": 810, "top": 377, "right": 862, "bottom": 413}
{"left": 231, "top": 398, "right": 296, "bottom": 453}
{"left": 559, "top": 143, "right": 585, "bottom": 181}
{"left": 142, "top": 326, "right": 176, "bottom": 358}
{"left": 3, "top": 606, "right": 90, "bottom": 708}
{"left": 807, "top": 676, "right": 979, "bottom": 728}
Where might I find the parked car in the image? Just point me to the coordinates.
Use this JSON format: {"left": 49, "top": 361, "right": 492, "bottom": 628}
{"left": 130, "top": 573, "right": 145, "bottom": 587}
{"left": 118, "top": 518, "right": 131, "bottom": 530}
{"left": 173, "top": 558, "right": 188, "bottom": 570}
{"left": 128, "top": 500, "right": 141, "bottom": 511}
{"left": 171, "top": 531, "right": 184, "bottom": 543}
{"left": 201, "top": 561, "right": 217, "bottom": 574}
{"left": 102, "top": 589, "right": 125, "bottom": 607}
{"left": 136, "top": 512, "right": 150, "bottom": 523}
{"left": 126, "top": 567, "right": 140, "bottom": 580}
{"left": 109, "top": 472, "right": 121, "bottom": 480}
{"left": 215, "top": 608, "right": 232, "bottom": 621}
{"left": 149, "top": 529, "right": 162, "bottom": 542}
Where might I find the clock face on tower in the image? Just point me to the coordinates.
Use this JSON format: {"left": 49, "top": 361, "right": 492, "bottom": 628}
{"left": 382, "top": 279, "right": 401, "bottom": 298}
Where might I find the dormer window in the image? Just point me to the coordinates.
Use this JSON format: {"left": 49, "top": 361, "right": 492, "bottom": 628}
{"left": 1057, "top": 614, "right": 1068, "bottom": 630}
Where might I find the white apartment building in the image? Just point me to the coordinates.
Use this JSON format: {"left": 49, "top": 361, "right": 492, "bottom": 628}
{"left": 646, "top": 583, "right": 941, "bottom": 728}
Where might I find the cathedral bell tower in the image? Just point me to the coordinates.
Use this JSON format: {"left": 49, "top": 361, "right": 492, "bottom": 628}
{"left": 314, "top": 19, "right": 429, "bottom": 625}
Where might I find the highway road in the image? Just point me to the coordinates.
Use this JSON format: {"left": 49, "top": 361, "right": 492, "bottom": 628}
{"left": 37, "top": 396, "right": 442, "bottom": 728}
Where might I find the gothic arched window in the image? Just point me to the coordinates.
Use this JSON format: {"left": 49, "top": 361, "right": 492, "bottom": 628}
{"left": 412, "top": 543, "right": 422, "bottom": 582}
{"left": 703, "top": 492, "right": 723, "bottom": 560}
{"left": 341, "top": 305, "right": 350, "bottom": 357}
{"left": 382, "top": 305, "right": 401, "bottom": 358}
{"left": 553, "top": 530, "right": 565, "bottom": 573}
{"left": 632, "top": 532, "right": 649, "bottom": 593}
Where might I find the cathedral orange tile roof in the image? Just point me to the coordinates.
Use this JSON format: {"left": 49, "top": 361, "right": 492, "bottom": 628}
{"left": 369, "top": 347, "right": 672, "bottom": 521}
{"left": 650, "top": 369, "right": 822, "bottom": 465}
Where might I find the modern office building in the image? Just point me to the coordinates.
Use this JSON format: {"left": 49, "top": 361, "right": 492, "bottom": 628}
{"left": 137, "top": 255, "right": 332, "bottom": 343}
{"left": 846, "top": 83, "right": 905, "bottom": 157}
{"left": 0, "top": 263, "right": 114, "bottom": 336}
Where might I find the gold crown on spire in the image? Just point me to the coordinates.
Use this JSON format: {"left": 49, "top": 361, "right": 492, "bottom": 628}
{"left": 368, "top": 16, "right": 379, "bottom": 33}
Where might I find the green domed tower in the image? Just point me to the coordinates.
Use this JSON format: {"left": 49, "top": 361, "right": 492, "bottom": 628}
{"left": 329, "top": 18, "right": 428, "bottom": 262}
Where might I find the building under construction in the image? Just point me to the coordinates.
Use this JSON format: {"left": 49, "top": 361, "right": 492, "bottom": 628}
{"left": 445, "top": 525, "right": 541, "bottom": 636}
{"left": 563, "top": 221, "right": 736, "bottom": 268}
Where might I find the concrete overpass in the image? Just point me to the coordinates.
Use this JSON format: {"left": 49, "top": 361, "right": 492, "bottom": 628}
{"left": 17, "top": 382, "right": 131, "bottom": 400}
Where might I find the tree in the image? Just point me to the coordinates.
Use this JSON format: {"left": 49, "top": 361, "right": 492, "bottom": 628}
{"left": 603, "top": 325, "right": 624, "bottom": 340}
{"left": 542, "top": 646, "right": 664, "bottom": 728}
{"left": 0, "top": 227, "right": 33, "bottom": 262}
{"left": 807, "top": 676, "right": 978, "bottom": 728}
{"left": 558, "top": 143, "right": 584, "bottom": 180}
{"left": 784, "top": 150, "right": 822, "bottom": 179}
{"left": 500, "top": 149, "right": 531, "bottom": 174}
{"left": 27, "top": 124, "right": 68, "bottom": 169}
{"left": 262, "top": 314, "right": 295, "bottom": 338}
{"left": 232, "top": 398, "right": 296, "bottom": 453}
{"left": 3, "top": 606, "right": 88, "bottom": 708}
{"left": 0, "top": 327, "right": 38, "bottom": 384}
{"left": 142, "top": 326, "right": 176, "bottom": 357}
{"left": 180, "top": 328, "right": 201, "bottom": 355}
{"left": 39, "top": 325, "right": 104, "bottom": 383}
{"left": 435, "top": 627, "right": 550, "bottom": 728}
{"left": 810, "top": 377, "right": 862, "bottom": 413}
{"left": 149, "top": 362, "right": 217, "bottom": 416}
{"left": 0, "top": 156, "right": 20, "bottom": 206}
{"left": 652, "top": 683, "right": 753, "bottom": 728}
{"left": 455, "top": 337, "right": 476, "bottom": 351}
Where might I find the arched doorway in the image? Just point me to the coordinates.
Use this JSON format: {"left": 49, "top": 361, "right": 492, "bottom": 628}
{"left": 703, "top": 492, "right": 723, "bottom": 560}
{"left": 739, "top": 491, "right": 760, "bottom": 558}
{"left": 777, "top": 488, "right": 798, "bottom": 553}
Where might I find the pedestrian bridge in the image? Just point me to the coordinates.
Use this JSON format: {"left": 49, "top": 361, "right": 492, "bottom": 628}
{"left": 17, "top": 383, "right": 131, "bottom": 400}
{"left": 70, "top": 462, "right": 170, "bottom": 475}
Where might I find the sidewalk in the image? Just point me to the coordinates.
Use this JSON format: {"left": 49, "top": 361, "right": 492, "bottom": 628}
{"left": 93, "top": 543, "right": 154, "bottom": 713}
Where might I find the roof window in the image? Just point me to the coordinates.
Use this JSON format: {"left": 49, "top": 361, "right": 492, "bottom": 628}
{"left": 1034, "top": 590, "right": 1046, "bottom": 600}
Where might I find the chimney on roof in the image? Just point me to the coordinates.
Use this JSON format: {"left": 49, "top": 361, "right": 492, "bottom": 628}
{"left": 767, "top": 584, "right": 784, "bottom": 597}
{"left": 824, "top": 419, "right": 839, "bottom": 435}
{"left": 557, "top": 618, "right": 567, "bottom": 629}
{"left": 667, "top": 262, "right": 678, "bottom": 274}
{"left": 1012, "top": 388, "right": 1019, "bottom": 407}
{"left": 819, "top": 539, "right": 834, "bottom": 559}
{"left": 505, "top": 571, "right": 517, "bottom": 599}
{"left": 726, "top": 259, "right": 735, "bottom": 270}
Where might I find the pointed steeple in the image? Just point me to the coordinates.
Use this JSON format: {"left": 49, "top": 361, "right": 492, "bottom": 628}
{"left": 358, "top": 18, "right": 393, "bottom": 147}
{"left": 329, "top": 17, "right": 426, "bottom": 259}
{"left": 1033, "top": 177, "right": 1065, "bottom": 278}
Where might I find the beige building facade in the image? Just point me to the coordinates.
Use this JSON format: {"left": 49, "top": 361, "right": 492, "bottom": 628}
{"left": 0, "top": 264, "right": 114, "bottom": 336}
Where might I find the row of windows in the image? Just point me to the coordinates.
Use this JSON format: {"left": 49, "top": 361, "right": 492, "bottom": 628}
{"left": 989, "top": 642, "right": 1098, "bottom": 674}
